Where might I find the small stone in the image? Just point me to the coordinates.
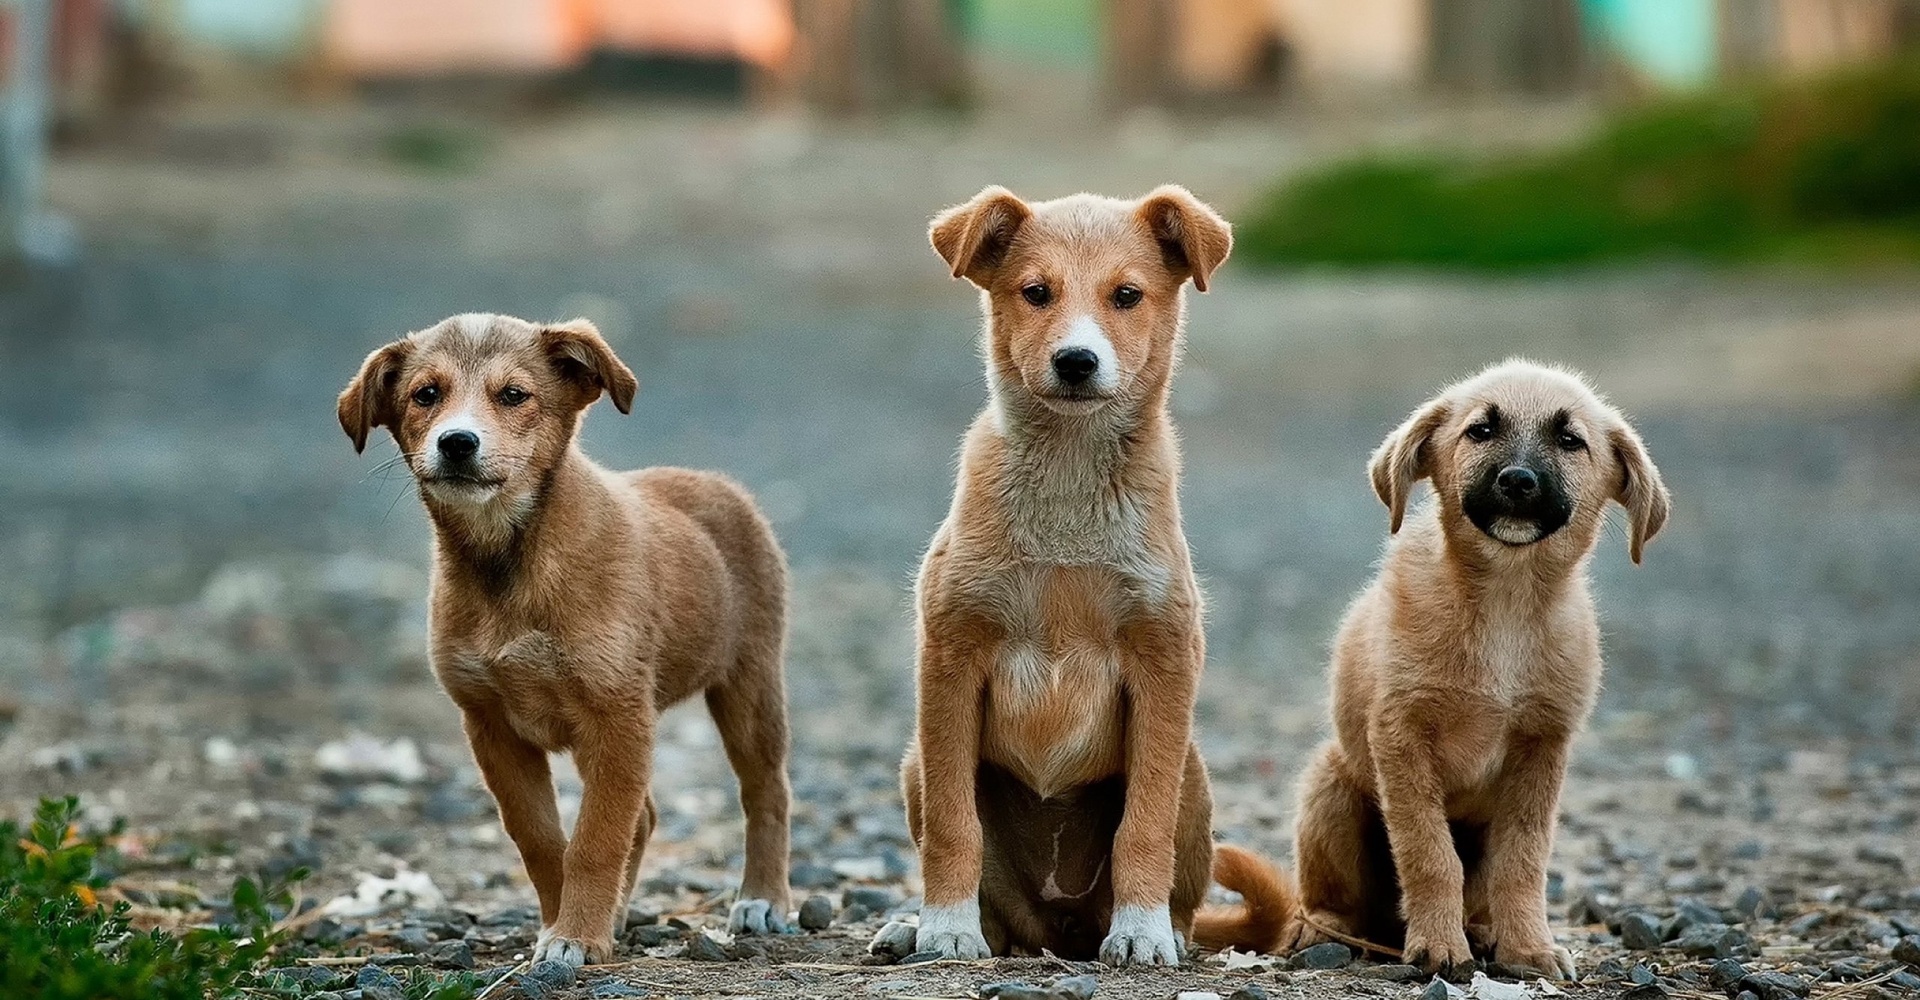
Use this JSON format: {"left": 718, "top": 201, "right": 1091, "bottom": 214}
{"left": 899, "top": 950, "right": 945, "bottom": 965}
{"left": 789, "top": 861, "right": 842, "bottom": 889}
{"left": 527, "top": 960, "right": 576, "bottom": 988}
{"left": 798, "top": 894, "right": 834, "bottom": 931}
{"left": 867, "top": 982, "right": 916, "bottom": 995}
{"left": 1356, "top": 964, "right": 1423, "bottom": 982}
{"left": 1620, "top": 911, "right": 1666, "bottom": 950}
{"left": 1420, "top": 977, "right": 1455, "bottom": 1000}
{"left": 1733, "top": 887, "right": 1776, "bottom": 921}
{"left": 1672, "top": 898, "right": 1726, "bottom": 931}
{"left": 844, "top": 886, "right": 900, "bottom": 912}
{"left": 1048, "top": 974, "right": 1098, "bottom": 999}
{"left": 1891, "top": 972, "right": 1920, "bottom": 992}
{"left": 1620, "top": 986, "right": 1667, "bottom": 1000}
{"left": 1174, "top": 993, "right": 1222, "bottom": 1000}
{"left": 1826, "top": 956, "right": 1877, "bottom": 981}
{"left": 626, "top": 924, "right": 681, "bottom": 948}
{"left": 1736, "top": 992, "right": 1760, "bottom": 1000}
{"left": 1787, "top": 912, "right": 1826, "bottom": 937}
{"left": 1567, "top": 890, "right": 1612, "bottom": 926}
{"left": 1226, "top": 985, "right": 1271, "bottom": 1000}
{"left": 425, "top": 939, "right": 474, "bottom": 969}
{"left": 1894, "top": 935, "right": 1920, "bottom": 967}
{"left": 1629, "top": 964, "right": 1657, "bottom": 986}
{"left": 1676, "top": 923, "right": 1747, "bottom": 959}
{"left": 838, "top": 902, "right": 875, "bottom": 925}
{"left": 1592, "top": 958, "right": 1628, "bottom": 980}
{"left": 1291, "top": 941, "right": 1352, "bottom": 969}
{"left": 1709, "top": 959, "right": 1749, "bottom": 988}
{"left": 683, "top": 932, "right": 730, "bottom": 962}
{"left": 980, "top": 983, "right": 1047, "bottom": 1000}
{"left": 589, "top": 984, "right": 648, "bottom": 999}
{"left": 1738, "top": 970, "right": 1811, "bottom": 1000}
{"left": 355, "top": 965, "right": 405, "bottom": 1000}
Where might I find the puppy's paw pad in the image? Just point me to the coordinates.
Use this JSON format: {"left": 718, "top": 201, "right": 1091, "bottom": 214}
{"left": 1495, "top": 944, "right": 1575, "bottom": 980}
{"left": 1099, "top": 905, "right": 1182, "bottom": 967}
{"left": 531, "top": 930, "right": 605, "bottom": 968}
{"left": 868, "top": 920, "right": 920, "bottom": 958}
{"left": 728, "top": 897, "right": 790, "bottom": 936}
{"left": 919, "top": 929, "right": 991, "bottom": 960}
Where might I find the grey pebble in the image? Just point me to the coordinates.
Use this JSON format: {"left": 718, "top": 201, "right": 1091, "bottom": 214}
{"left": 1420, "top": 977, "right": 1452, "bottom": 1000}
{"left": 1620, "top": 985, "right": 1667, "bottom": 1000}
{"left": 528, "top": 960, "right": 577, "bottom": 988}
{"left": 1620, "top": 911, "right": 1666, "bottom": 950}
{"left": 844, "top": 886, "right": 900, "bottom": 912}
{"left": 1676, "top": 923, "right": 1748, "bottom": 959}
{"left": 899, "top": 949, "right": 945, "bottom": 965}
{"left": 1891, "top": 971, "right": 1920, "bottom": 991}
{"left": 588, "top": 983, "right": 648, "bottom": 998}
{"left": 1629, "top": 963, "right": 1657, "bottom": 986}
{"left": 1736, "top": 992, "right": 1760, "bottom": 1000}
{"left": 1894, "top": 935, "right": 1920, "bottom": 967}
{"left": 683, "top": 933, "right": 730, "bottom": 962}
{"left": 1738, "top": 970, "right": 1811, "bottom": 1000}
{"left": 798, "top": 893, "right": 835, "bottom": 931}
{"left": 355, "top": 965, "right": 405, "bottom": 1000}
{"left": 1291, "top": 941, "right": 1352, "bottom": 969}
{"left": 789, "top": 861, "right": 842, "bottom": 889}
{"left": 838, "top": 901, "right": 875, "bottom": 924}
{"left": 1709, "top": 959, "right": 1749, "bottom": 987}
{"left": 426, "top": 939, "right": 474, "bottom": 969}
{"left": 1049, "top": 974, "right": 1098, "bottom": 1000}
{"left": 1787, "top": 912, "right": 1826, "bottom": 937}
{"left": 1226, "top": 984, "right": 1270, "bottom": 1000}
{"left": 627, "top": 924, "right": 682, "bottom": 948}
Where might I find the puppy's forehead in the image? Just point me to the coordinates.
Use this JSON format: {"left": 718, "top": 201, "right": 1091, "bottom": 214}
{"left": 1455, "top": 362, "right": 1605, "bottom": 420}
{"left": 1014, "top": 194, "right": 1154, "bottom": 261}
{"left": 410, "top": 313, "right": 542, "bottom": 367}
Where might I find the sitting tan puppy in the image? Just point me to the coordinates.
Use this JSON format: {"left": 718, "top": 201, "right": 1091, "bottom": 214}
{"left": 338, "top": 314, "right": 793, "bottom": 967}
{"left": 1195, "top": 360, "right": 1669, "bottom": 979}
{"left": 871, "top": 185, "right": 1231, "bottom": 966}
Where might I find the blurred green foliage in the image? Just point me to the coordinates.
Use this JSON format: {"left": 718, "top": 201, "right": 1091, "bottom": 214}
{"left": 382, "top": 122, "right": 490, "bottom": 173}
{"left": 1240, "top": 60, "right": 1920, "bottom": 270}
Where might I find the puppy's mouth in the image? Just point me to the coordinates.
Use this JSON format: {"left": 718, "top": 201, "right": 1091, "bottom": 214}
{"left": 1035, "top": 389, "right": 1116, "bottom": 414}
{"left": 1463, "top": 498, "right": 1571, "bottom": 547}
{"left": 420, "top": 474, "right": 508, "bottom": 499}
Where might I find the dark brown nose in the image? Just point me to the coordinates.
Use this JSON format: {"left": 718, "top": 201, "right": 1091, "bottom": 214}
{"left": 1052, "top": 347, "right": 1099, "bottom": 385}
{"left": 1496, "top": 466, "right": 1539, "bottom": 499}
{"left": 438, "top": 429, "right": 479, "bottom": 460}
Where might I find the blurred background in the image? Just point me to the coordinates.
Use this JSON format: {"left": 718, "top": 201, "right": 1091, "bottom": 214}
{"left": 0, "top": 0, "right": 1918, "bottom": 936}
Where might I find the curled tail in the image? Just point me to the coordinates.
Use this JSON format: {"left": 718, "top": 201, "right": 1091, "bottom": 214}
{"left": 1190, "top": 844, "right": 1297, "bottom": 954}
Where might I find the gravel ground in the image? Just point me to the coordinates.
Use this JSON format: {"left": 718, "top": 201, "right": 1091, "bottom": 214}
{"left": 2, "top": 97, "right": 1919, "bottom": 999}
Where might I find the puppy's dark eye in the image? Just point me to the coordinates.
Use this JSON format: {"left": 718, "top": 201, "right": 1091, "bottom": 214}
{"left": 411, "top": 385, "right": 440, "bottom": 407}
{"left": 1112, "top": 284, "right": 1142, "bottom": 309}
{"left": 1556, "top": 430, "right": 1586, "bottom": 451}
{"left": 498, "top": 386, "right": 529, "bottom": 407}
{"left": 1465, "top": 421, "right": 1497, "bottom": 442}
{"left": 1021, "top": 283, "right": 1052, "bottom": 307}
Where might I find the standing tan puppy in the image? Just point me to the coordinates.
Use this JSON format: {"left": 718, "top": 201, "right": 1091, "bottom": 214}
{"left": 872, "top": 186, "right": 1231, "bottom": 966}
{"left": 338, "top": 313, "right": 793, "bottom": 968}
{"left": 1195, "top": 360, "right": 1669, "bottom": 979}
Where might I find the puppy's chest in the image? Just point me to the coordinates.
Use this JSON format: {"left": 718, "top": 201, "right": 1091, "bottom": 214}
{"left": 438, "top": 629, "right": 578, "bottom": 751}
{"left": 973, "top": 565, "right": 1140, "bottom": 797}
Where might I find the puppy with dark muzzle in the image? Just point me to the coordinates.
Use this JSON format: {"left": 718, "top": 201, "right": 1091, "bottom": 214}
{"left": 1194, "top": 360, "right": 1670, "bottom": 979}
{"left": 337, "top": 314, "right": 794, "bottom": 968}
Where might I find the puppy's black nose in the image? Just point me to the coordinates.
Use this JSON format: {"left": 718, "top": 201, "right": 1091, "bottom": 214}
{"left": 1052, "top": 347, "right": 1099, "bottom": 386}
{"left": 438, "top": 429, "right": 480, "bottom": 460}
{"left": 1496, "top": 466, "right": 1539, "bottom": 499}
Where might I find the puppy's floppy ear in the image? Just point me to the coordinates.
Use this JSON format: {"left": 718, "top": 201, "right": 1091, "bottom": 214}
{"left": 1369, "top": 397, "right": 1451, "bottom": 534}
{"left": 1137, "top": 185, "right": 1233, "bottom": 292}
{"left": 541, "top": 318, "right": 637, "bottom": 414}
{"left": 929, "top": 186, "right": 1031, "bottom": 286}
{"left": 337, "top": 340, "right": 413, "bottom": 454}
{"left": 1607, "top": 421, "right": 1670, "bottom": 564}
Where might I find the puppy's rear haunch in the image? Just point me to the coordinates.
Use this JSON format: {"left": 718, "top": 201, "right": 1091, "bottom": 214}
{"left": 876, "top": 186, "right": 1231, "bottom": 967}
{"left": 1196, "top": 361, "right": 1668, "bottom": 978}
{"left": 338, "top": 314, "right": 794, "bottom": 968}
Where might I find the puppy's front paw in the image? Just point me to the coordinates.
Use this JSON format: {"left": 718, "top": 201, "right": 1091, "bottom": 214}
{"left": 1099, "top": 904, "right": 1183, "bottom": 967}
{"left": 532, "top": 927, "right": 613, "bottom": 968}
{"left": 1403, "top": 924, "right": 1475, "bottom": 975}
{"left": 727, "top": 897, "right": 791, "bottom": 936}
{"left": 1495, "top": 940, "right": 1575, "bottom": 980}
{"left": 911, "top": 900, "right": 991, "bottom": 960}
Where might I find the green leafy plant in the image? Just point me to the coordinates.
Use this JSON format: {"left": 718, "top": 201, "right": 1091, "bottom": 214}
{"left": 0, "top": 797, "right": 305, "bottom": 1000}
{"left": 1239, "top": 59, "right": 1920, "bottom": 270}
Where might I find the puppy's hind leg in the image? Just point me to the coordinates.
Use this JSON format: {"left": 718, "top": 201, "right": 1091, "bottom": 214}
{"left": 705, "top": 645, "right": 794, "bottom": 935}
{"left": 1289, "top": 742, "right": 1394, "bottom": 955}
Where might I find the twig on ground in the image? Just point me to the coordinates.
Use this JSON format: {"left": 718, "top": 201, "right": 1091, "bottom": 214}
{"left": 474, "top": 959, "right": 530, "bottom": 1000}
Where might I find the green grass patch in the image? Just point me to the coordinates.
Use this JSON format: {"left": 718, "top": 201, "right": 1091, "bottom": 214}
{"left": 1239, "top": 60, "right": 1920, "bottom": 270}
{"left": 1, "top": 796, "right": 477, "bottom": 1000}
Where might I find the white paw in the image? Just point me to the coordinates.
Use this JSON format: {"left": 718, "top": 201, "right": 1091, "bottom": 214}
{"left": 913, "top": 900, "right": 991, "bottom": 960}
{"left": 868, "top": 919, "right": 920, "bottom": 958}
{"left": 728, "top": 897, "right": 790, "bottom": 935}
{"left": 531, "top": 928, "right": 591, "bottom": 968}
{"left": 1099, "top": 904, "right": 1182, "bottom": 966}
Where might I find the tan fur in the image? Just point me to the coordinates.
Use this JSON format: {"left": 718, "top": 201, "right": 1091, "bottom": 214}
{"left": 337, "top": 314, "right": 793, "bottom": 965}
{"left": 894, "top": 186, "right": 1231, "bottom": 965}
{"left": 1195, "top": 360, "right": 1669, "bottom": 979}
